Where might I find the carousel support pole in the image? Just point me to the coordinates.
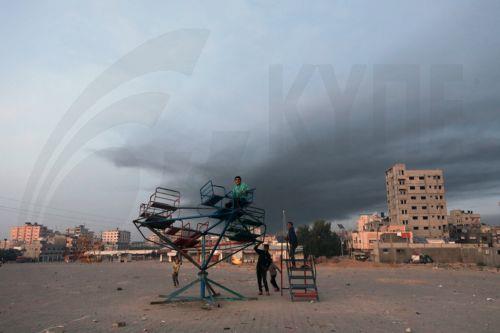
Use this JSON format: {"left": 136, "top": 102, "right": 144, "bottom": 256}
{"left": 200, "top": 234, "right": 206, "bottom": 299}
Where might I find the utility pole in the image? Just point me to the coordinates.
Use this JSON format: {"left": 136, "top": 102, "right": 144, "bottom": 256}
{"left": 391, "top": 233, "right": 396, "bottom": 264}
{"left": 337, "top": 224, "right": 345, "bottom": 257}
{"left": 376, "top": 225, "right": 381, "bottom": 263}
{"left": 280, "top": 209, "right": 285, "bottom": 296}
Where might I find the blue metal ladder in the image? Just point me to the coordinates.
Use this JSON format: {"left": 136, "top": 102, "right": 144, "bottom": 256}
{"left": 283, "top": 252, "right": 319, "bottom": 301}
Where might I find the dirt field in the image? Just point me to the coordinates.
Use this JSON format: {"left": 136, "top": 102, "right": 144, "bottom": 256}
{"left": 0, "top": 260, "right": 499, "bottom": 333}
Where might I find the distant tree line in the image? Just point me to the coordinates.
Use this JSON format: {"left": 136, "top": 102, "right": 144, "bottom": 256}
{"left": 296, "top": 220, "right": 342, "bottom": 258}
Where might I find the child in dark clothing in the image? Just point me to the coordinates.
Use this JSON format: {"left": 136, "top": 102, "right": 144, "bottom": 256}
{"left": 254, "top": 243, "right": 272, "bottom": 295}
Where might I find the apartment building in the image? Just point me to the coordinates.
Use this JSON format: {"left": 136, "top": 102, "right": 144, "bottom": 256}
{"left": 352, "top": 213, "right": 412, "bottom": 251}
{"left": 24, "top": 234, "right": 66, "bottom": 262}
{"left": 10, "top": 222, "right": 50, "bottom": 244}
{"left": 448, "top": 223, "right": 497, "bottom": 246}
{"left": 65, "top": 224, "right": 96, "bottom": 253}
{"left": 66, "top": 224, "right": 94, "bottom": 238}
{"left": 102, "top": 229, "right": 131, "bottom": 249}
{"left": 448, "top": 210, "right": 481, "bottom": 227}
{"left": 492, "top": 226, "right": 500, "bottom": 248}
{"left": 385, "top": 163, "right": 447, "bottom": 238}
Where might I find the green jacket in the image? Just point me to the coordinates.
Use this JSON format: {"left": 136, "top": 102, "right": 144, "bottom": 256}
{"left": 232, "top": 183, "right": 249, "bottom": 199}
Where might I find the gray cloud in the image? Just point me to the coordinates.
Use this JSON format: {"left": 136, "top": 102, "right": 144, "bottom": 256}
{"left": 96, "top": 71, "right": 500, "bottom": 230}
{"left": 72, "top": 2, "right": 500, "bottom": 230}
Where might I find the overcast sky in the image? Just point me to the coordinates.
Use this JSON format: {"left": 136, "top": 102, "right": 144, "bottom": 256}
{"left": 1, "top": 1, "right": 499, "bottom": 239}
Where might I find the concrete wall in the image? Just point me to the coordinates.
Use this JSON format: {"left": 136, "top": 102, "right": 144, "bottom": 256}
{"left": 373, "top": 243, "right": 500, "bottom": 267}
{"left": 480, "top": 247, "right": 500, "bottom": 267}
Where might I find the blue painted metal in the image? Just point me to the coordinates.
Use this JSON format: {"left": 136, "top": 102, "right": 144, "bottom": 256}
{"left": 200, "top": 180, "right": 227, "bottom": 207}
{"left": 133, "top": 180, "right": 266, "bottom": 304}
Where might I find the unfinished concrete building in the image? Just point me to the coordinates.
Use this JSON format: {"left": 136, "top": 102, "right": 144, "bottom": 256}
{"left": 385, "top": 163, "right": 447, "bottom": 238}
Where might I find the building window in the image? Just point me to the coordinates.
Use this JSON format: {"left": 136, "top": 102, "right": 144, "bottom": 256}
{"left": 410, "top": 186, "right": 415, "bottom": 190}
{"left": 412, "top": 206, "right": 417, "bottom": 210}
{"left": 424, "top": 227, "right": 429, "bottom": 230}
{"left": 409, "top": 176, "right": 414, "bottom": 180}
{"left": 412, "top": 216, "right": 418, "bottom": 220}
{"left": 413, "top": 226, "right": 419, "bottom": 230}
{"left": 422, "top": 206, "right": 427, "bottom": 209}
{"left": 411, "top": 196, "right": 416, "bottom": 200}
{"left": 421, "top": 186, "right": 426, "bottom": 190}
{"left": 419, "top": 176, "right": 424, "bottom": 180}
{"left": 423, "top": 216, "right": 428, "bottom": 220}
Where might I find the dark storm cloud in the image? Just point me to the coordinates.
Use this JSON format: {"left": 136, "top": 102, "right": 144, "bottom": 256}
{"left": 96, "top": 78, "right": 500, "bottom": 230}
{"left": 95, "top": 3, "right": 500, "bottom": 230}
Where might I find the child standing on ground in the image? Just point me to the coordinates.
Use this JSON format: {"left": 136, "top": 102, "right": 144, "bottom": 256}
{"left": 268, "top": 262, "right": 281, "bottom": 292}
{"left": 172, "top": 256, "right": 181, "bottom": 287}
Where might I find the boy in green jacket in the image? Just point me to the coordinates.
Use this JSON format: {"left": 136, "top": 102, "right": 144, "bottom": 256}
{"left": 226, "top": 176, "right": 250, "bottom": 208}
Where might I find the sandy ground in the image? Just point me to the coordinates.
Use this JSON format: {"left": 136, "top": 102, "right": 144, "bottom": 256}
{"left": 0, "top": 260, "right": 499, "bottom": 333}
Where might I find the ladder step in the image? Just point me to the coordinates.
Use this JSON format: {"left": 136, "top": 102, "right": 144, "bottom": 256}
{"left": 290, "top": 284, "right": 316, "bottom": 289}
{"left": 292, "top": 291, "right": 318, "bottom": 298}
{"left": 289, "top": 275, "right": 314, "bottom": 279}
{"left": 289, "top": 266, "right": 313, "bottom": 271}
